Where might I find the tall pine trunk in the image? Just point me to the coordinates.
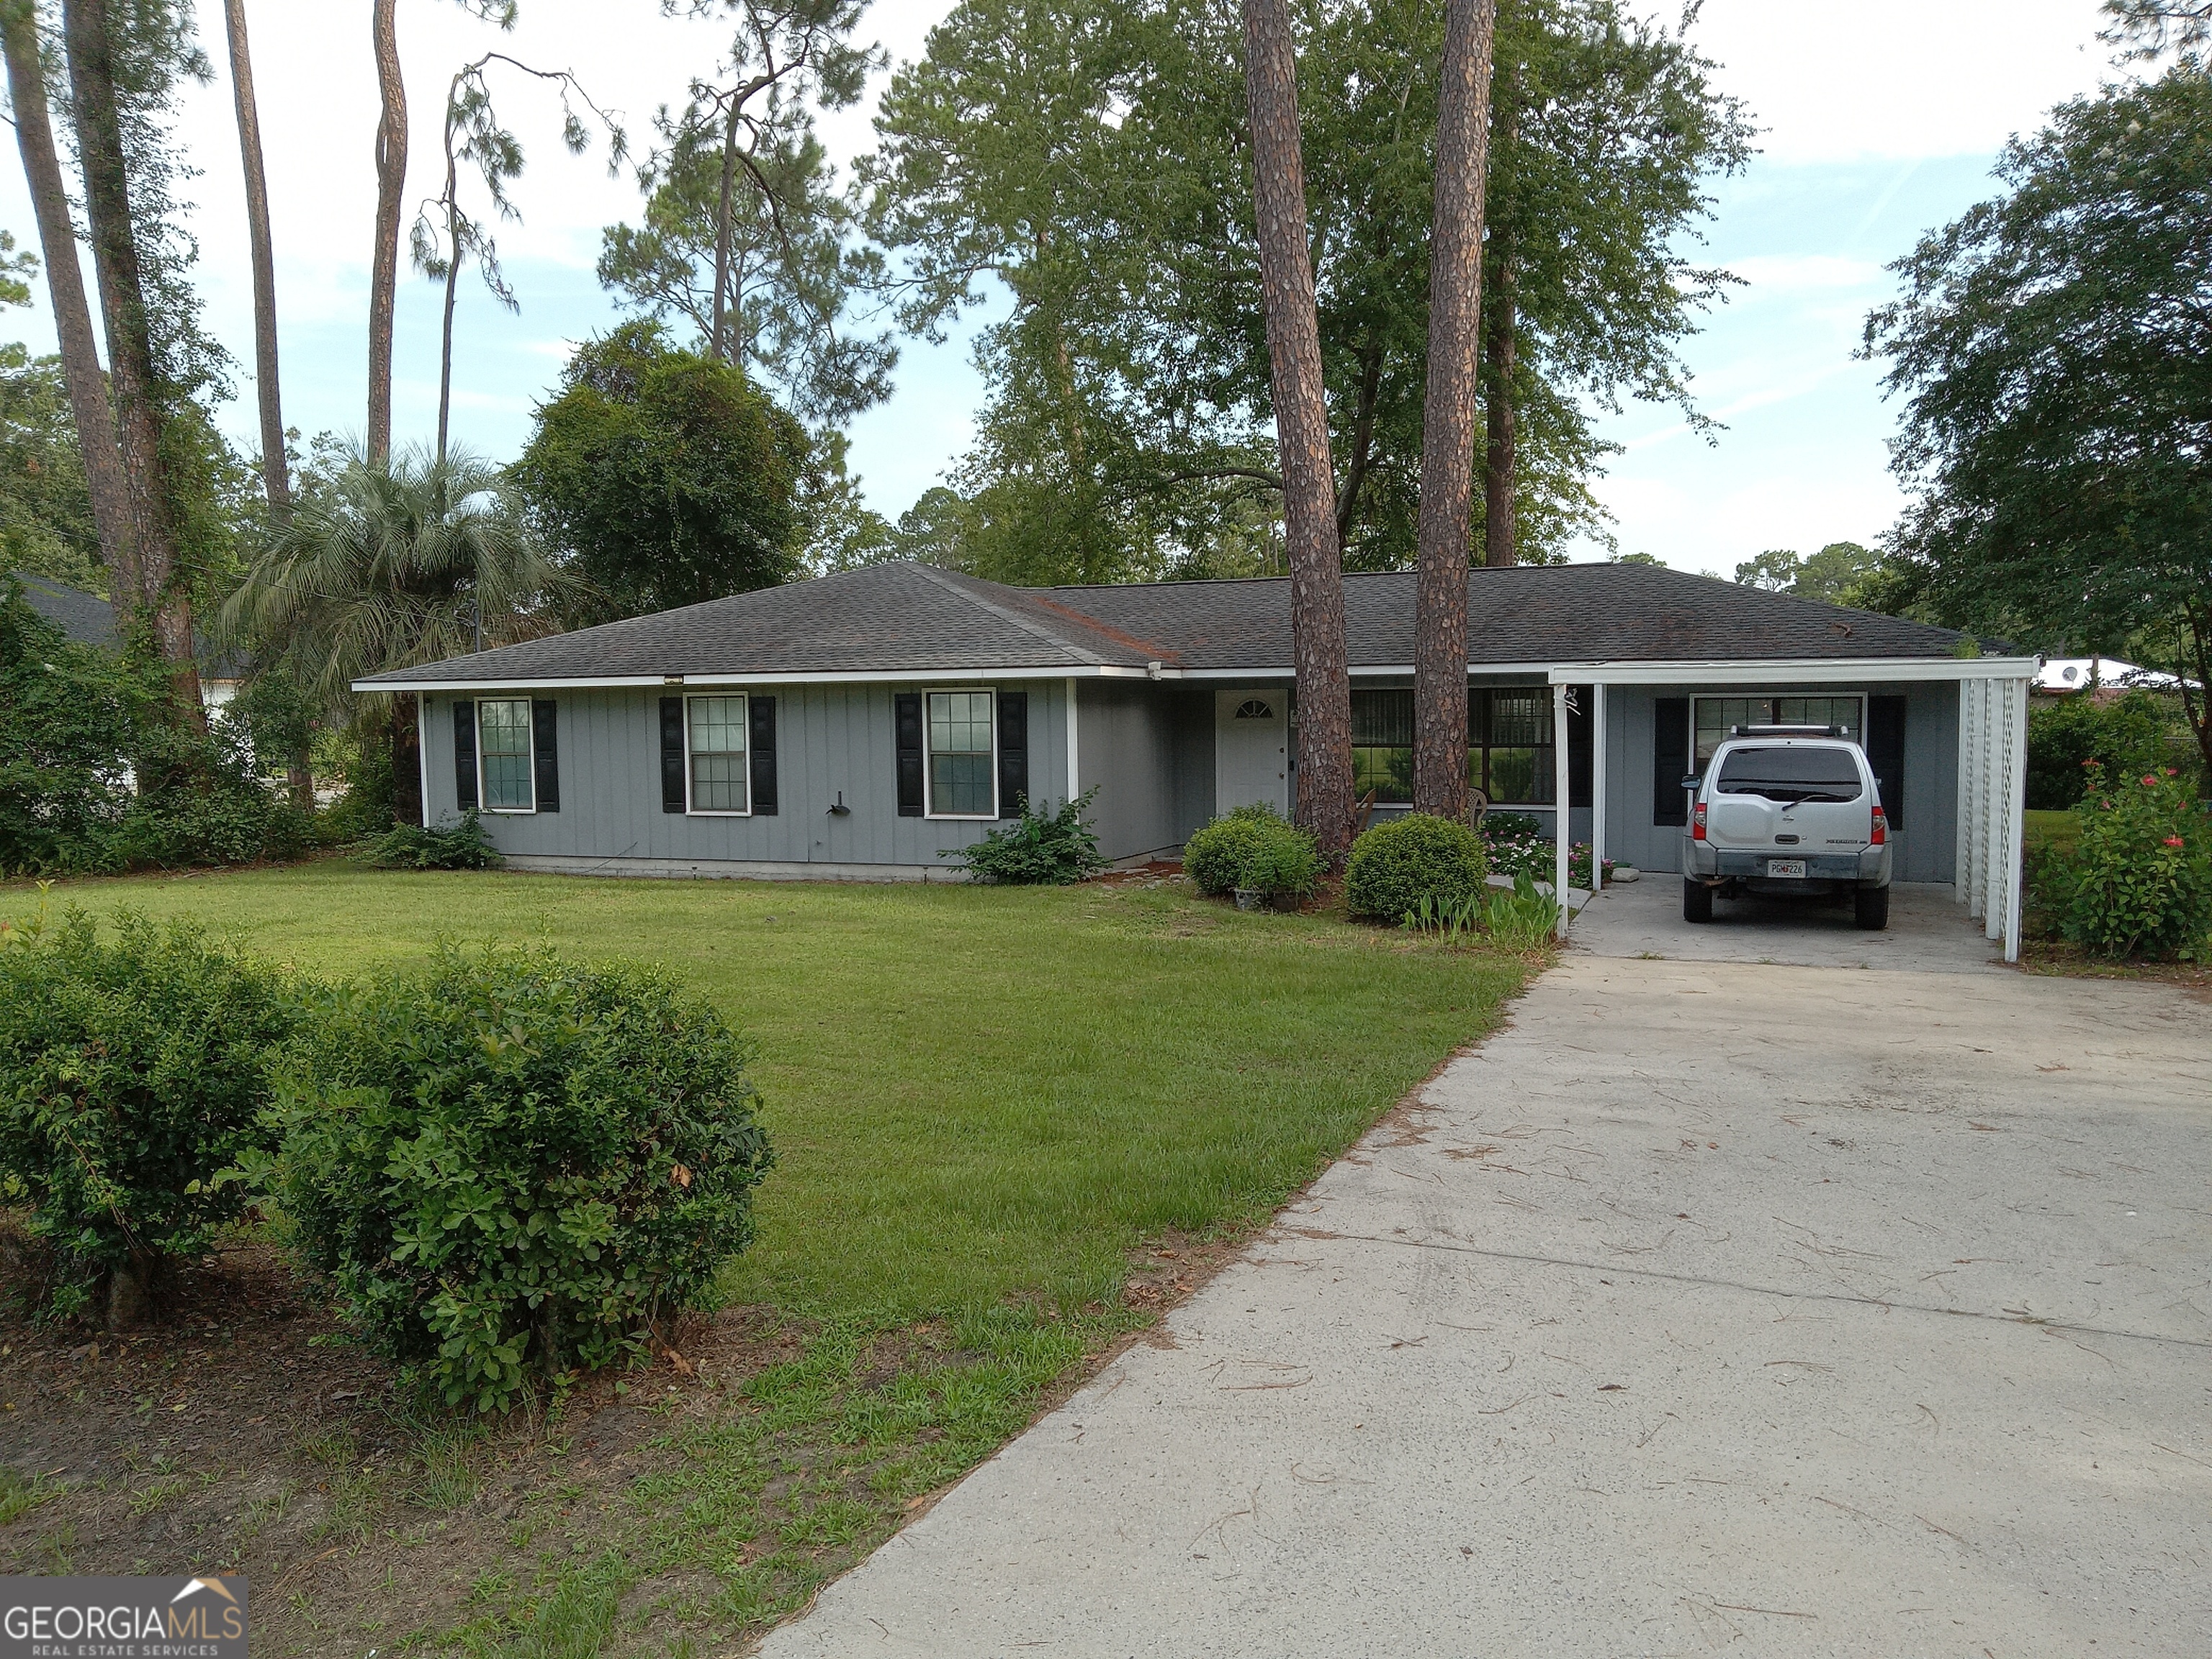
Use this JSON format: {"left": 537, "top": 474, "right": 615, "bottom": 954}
{"left": 368, "top": 0, "right": 406, "bottom": 462}
{"left": 1240, "top": 0, "right": 1354, "bottom": 859}
{"left": 1482, "top": 72, "right": 1520, "bottom": 571}
{"left": 709, "top": 94, "right": 740, "bottom": 362}
{"left": 1412, "top": 0, "right": 1498, "bottom": 819}
{"left": 223, "top": 0, "right": 287, "bottom": 519}
{"left": 62, "top": 0, "right": 203, "bottom": 727}
{"left": 434, "top": 77, "right": 463, "bottom": 464}
{"left": 1, "top": 0, "right": 135, "bottom": 596}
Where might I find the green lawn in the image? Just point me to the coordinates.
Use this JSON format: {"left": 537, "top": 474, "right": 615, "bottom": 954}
{"left": 1, "top": 861, "right": 1529, "bottom": 1654}
{"left": 2024, "top": 808, "right": 2081, "bottom": 855}
{"left": 16, "top": 861, "right": 1521, "bottom": 1321}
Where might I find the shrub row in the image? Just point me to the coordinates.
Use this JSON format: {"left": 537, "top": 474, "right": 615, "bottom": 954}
{"left": 0, "top": 907, "right": 773, "bottom": 1411}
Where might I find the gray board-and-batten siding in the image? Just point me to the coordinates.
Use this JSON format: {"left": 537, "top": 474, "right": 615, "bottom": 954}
{"left": 423, "top": 680, "right": 1084, "bottom": 880}
{"left": 424, "top": 674, "right": 1959, "bottom": 885}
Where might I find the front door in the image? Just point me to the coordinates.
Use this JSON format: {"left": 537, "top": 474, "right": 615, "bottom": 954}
{"left": 1215, "top": 690, "right": 1290, "bottom": 817}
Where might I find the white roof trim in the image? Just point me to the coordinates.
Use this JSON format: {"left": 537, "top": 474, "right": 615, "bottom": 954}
{"left": 361, "top": 654, "right": 2031, "bottom": 695}
{"left": 1549, "top": 656, "right": 2038, "bottom": 686}
{"left": 354, "top": 663, "right": 1161, "bottom": 693}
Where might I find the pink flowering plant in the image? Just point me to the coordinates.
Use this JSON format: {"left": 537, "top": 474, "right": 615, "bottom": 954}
{"left": 2054, "top": 762, "right": 2212, "bottom": 959}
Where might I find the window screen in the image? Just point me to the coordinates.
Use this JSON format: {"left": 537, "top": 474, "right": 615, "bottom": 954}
{"left": 927, "top": 691, "right": 995, "bottom": 816}
{"left": 688, "top": 695, "right": 749, "bottom": 812}
{"left": 478, "top": 698, "right": 534, "bottom": 811}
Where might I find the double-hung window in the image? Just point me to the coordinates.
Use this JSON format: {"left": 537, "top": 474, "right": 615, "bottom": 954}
{"left": 1692, "top": 695, "right": 1863, "bottom": 770}
{"left": 926, "top": 690, "right": 996, "bottom": 818}
{"left": 477, "top": 698, "right": 535, "bottom": 811}
{"left": 686, "top": 694, "right": 750, "bottom": 814}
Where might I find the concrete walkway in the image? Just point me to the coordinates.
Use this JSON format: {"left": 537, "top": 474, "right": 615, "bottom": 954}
{"left": 760, "top": 906, "right": 2212, "bottom": 1656}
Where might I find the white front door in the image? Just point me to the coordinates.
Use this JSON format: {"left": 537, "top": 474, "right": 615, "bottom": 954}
{"left": 1215, "top": 690, "right": 1290, "bottom": 817}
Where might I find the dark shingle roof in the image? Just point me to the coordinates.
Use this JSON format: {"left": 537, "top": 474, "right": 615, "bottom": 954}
{"left": 356, "top": 559, "right": 1977, "bottom": 688}
{"left": 12, "top": 570, "right": 120, "bottom": 648}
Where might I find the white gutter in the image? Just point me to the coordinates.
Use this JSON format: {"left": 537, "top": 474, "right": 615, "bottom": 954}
{"left": 363, "top": 654, "right": 2034, "bottom": 696}
{"left": 1549, "top": 656, "right": 2038, "bottom": 687}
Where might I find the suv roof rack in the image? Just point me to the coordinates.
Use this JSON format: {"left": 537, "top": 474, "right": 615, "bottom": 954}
{"left": 1728, "top": 723, "right": 1848, "bottom": 739}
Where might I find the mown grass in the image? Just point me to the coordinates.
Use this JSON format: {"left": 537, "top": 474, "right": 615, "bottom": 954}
{"left": 2024, "top": 808, "right": 2082, "bottom": 855}
{"left": 7, "top": 861, "right": 1531, "bottom": 1654}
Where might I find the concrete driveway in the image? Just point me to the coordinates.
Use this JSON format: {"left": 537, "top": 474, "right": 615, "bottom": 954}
{"left": 760, "top": 892, "right": 2212, "bottom": 1657}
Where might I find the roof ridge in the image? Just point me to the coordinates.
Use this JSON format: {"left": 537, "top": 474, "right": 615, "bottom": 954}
{"left": 907, "top": 564, "right": 1108, "bottom": 666}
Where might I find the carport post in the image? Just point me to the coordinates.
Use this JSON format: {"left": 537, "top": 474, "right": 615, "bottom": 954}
{"left": 2003, "top": 675, "right": 2028, "bottom": 961}
{"left": 1554, "top": 682, "right": 1572, "bottom": 940}
{"left": 1591, "top": 683, "right": 1607, "bottom": 885}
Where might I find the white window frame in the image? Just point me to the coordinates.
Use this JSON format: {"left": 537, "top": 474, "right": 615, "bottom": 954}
{"left": 476, "top": 697, "right": 536, "bottom": 814}
{"left": 684, "top": 692, "right": 753, "bottom": 817}
{"left": 923, "top": 685, "right": 999, "bottom": 821}
{"left": 1692, "top": 693, "right": 1867, "bottom": 770}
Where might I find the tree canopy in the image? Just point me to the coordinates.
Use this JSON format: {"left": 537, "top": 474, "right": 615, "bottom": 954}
{"left": 1865, "top": 65, "right": 2212, "bottom": 779}
{"left": 860, "top": 0, "right": 1749, "bottom": 583}
{"left": 512, "top": 321, "right": 810, "bottom": 623}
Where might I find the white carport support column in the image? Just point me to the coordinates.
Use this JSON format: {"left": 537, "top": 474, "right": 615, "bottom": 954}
{"left": 1591, "top": 683, "right": 1607, "bottom": 884}
{"left": 1956, "top": 672, "right": 2031, "bottom": 961}
{"left": 1553, "top": 682, "right": 1572, "bottom": 940}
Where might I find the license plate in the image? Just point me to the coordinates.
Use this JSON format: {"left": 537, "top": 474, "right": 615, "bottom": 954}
{"left": 1767, "top": 858, "right": 1808, "bottom": 878}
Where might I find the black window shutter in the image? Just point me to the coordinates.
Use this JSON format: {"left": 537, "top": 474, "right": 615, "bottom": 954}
{"left": 453, "top": 699, "right": 477, "bottom": 811}
{"left": 895, "top": 692, "right": 924, "bottom": 817}
{"left": 1568, "top": 687, "right": 1593, "bottom": 809}
{"left": 1866, "top": 694, "right": 1907, "bottom": 829}
{"left": 531, "top": 699, "right": 560, "bottom": 812}
{"left": 749, "top": 696, "right": 778, "bottom": 814}
{"left": 660, "top": 697, "right": 687, "bottom": 814}
{"left": 1653, "top": 697, "right": 1689, "bottom": 826}
{"left": 997, "top": 691, "right": 1028, "bottom": 816}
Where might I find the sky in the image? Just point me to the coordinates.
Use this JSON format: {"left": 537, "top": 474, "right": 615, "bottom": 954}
{"left": 0, "top": 0, "right": 2123, "bottom": 577}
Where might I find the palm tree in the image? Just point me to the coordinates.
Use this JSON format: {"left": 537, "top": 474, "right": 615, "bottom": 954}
{"left": 222, "top": 443, "right": 578, "bottom": 826}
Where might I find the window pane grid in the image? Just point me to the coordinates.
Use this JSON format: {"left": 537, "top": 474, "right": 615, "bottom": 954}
{"left": 479, "top": 698, "right": 533, "bottom": 811}
{"left": 1348, "top": 688, "right": 1554, "bottom": 806}
{"left": 688, "top": 695, "right": 748, "bottom": 812}
{"left": 1694, "top": 696, "right": 1864, "bottom": 768}
{"left": 927, "top": 691, "right": 994, "bottom": 816}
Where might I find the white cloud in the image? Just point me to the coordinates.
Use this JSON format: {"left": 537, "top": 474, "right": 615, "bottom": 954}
{"left": 1723, "top": 254, "right": 1889, "bottom": 293}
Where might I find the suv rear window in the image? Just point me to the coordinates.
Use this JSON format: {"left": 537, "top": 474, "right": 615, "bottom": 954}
{"left": 1714, "top": 745, "right": 1864, "bottom": 804}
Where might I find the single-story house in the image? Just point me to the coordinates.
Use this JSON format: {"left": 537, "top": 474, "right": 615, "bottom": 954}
{"left": 354, "top": 559, "right": 2039, "bottom": 957}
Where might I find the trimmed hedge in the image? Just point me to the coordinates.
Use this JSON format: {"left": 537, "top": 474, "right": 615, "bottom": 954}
{"left": 1345, "top": 813, "right": 1489, "bottom": 922}
{"left": 260, "top": 946, "right": 774, "bottom": 1411}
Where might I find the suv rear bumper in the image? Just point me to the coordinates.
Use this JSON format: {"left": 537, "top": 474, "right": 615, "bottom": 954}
{"left": 1683, "top": 844, "right": 1891, "bottom": 886}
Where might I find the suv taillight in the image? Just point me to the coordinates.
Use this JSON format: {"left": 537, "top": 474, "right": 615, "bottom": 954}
{"left": 1870, "top": 806, "right": 1887, "bottom": 846}
{"left": 1691, "top": 801, "right": 1707, "bottom": 841}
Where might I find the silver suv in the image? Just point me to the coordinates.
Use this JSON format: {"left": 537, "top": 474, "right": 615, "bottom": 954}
{"left": 1681, "top": 726, "right": 1892, "bottom": 930}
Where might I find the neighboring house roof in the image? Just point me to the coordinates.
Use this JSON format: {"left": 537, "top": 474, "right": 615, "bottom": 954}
{"left": 354, "top": 559, "right": 1982, "bottom": 690}
{"left": 2036, "top": 656, "right": 2196, "bottom": 693}
{"left": 12, "top": 569, "right": 120, "bottom": 648}
{"left": 9, "top": 569, "right": 244, "bottom": 681}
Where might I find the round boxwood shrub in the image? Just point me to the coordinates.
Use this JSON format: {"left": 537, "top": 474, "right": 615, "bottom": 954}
{"left": 0, "top": 905, "right": 299, "bottom": 1324}
{"left": 1182, "top": 805, "right": 1280, "bottom": 896}
{"left": 1345, "top": 813, "right": 1490, "bottom": 922}
{"left": 262, "top": 946, "right": 774, "bottom": 1412}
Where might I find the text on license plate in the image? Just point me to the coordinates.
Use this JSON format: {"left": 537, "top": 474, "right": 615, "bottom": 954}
{"left": 1767, "top": 859, "right": 1808, "bottom": 878}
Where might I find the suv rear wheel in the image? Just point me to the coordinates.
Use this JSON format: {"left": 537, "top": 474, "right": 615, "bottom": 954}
{"left": 1854, "top": 884, "right": 1890, "bottom": 932}
{"left": 1683, "top": 878, "right": 1714, "bottom": 925}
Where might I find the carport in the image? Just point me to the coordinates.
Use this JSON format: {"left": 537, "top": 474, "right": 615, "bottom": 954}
{"left": 1549, "top": 656, "right": 2036, "bottom": 958}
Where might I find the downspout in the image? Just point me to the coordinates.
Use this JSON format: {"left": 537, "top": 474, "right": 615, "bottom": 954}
{"left": 1066, "top": 676, "right": 1079, "bottom": 806}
